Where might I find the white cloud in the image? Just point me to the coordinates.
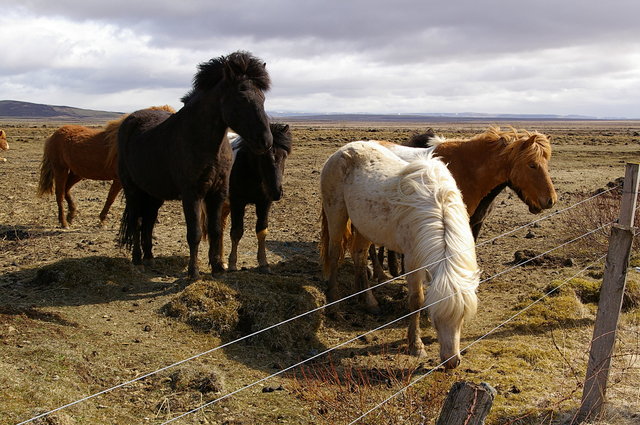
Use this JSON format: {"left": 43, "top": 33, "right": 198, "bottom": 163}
{"left": 1, "top": 1, "right": 639, "bottom": 117}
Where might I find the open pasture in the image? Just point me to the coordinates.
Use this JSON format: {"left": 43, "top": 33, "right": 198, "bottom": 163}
{"left": 1, "top": 120, "right": 639, "bottom": 424}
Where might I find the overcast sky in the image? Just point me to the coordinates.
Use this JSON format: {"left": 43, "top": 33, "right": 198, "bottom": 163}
{"left": 1, "top": 1, "right": 639, "bottom": 118}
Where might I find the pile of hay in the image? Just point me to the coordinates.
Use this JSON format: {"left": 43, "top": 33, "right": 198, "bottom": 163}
{"left": 163, "top": 269, "right": 325, "bottom": 352}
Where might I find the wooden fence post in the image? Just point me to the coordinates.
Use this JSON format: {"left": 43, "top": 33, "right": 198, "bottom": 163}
{"left": 436, "top": 381, "right": 496, "bottom": 425}
{"left": 577, "top": 163, "right": 639, "bottom": 423}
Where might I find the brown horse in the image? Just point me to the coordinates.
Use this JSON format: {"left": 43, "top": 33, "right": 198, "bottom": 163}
{"left": 37, "top": 105, "right": 174, "bottom": 228}
{"left": 371, "top": 126, "right": 557, "bottom": 277}
{"left": 0, "top": 130, "right": 8, "bottom": 162}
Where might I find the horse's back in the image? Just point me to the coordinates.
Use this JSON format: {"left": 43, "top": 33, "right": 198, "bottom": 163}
{"left": 44, "top": 125, "right": 117, "bottom": 178}
{"left": 321, "top": 141, "right": 409, "bottom": 250}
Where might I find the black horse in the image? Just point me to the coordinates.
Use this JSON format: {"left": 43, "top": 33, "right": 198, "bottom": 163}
{"left": 117, "top": 51, "right": 273, "bottom": 278}
{"left": 224, "top": 123, "right": 292, "bottom": 273}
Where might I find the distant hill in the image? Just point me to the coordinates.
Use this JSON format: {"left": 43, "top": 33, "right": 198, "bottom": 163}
{"left": 270, "top": 111, "right": 606, "bottom": 122}
{"left": 0, "top": 100, "right": 123, "bottom": 122}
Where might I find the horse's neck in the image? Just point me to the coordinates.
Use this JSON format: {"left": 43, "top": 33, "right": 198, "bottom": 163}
{"left": 434, "top": 140, "right": 510, "bottom": 215}
{"left": 179, "top": 98, "right": 227, "bottom": 154}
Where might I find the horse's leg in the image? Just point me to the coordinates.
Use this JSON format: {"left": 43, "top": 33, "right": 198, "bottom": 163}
{"left": 352, "top": 230, "right": 380, "bottom": 315}
{"left": 323, "top": 206, "right": 349, "bottom": 314}
{"left": 255, "top": 201, "right": 272, "bottom": 273}
{"left": 64, "top": 172, "right": 82, "bottom": 225}
{"left": 388, "top": 250, "right": 401, "bottom": 277}
{"left": 53, "top": 169, "right": 69, "bottom": 228}
{"left": 100, "top": 180, "right": 122, "bottom": 224}
{"left": 227, "top": 202, "right": 246, "bottom": 272}
{"left": 369, "top": 244, "right": 389, "bottom": 282}
{"left": 405, "top": 257, "right": 427, "bottom": 357}
{"left": 204, "top": 191, "right": 227, "bottom": 275}
{"left": 141, "top": 196, "right": 163, "bottom": 267}
{"left": 182, "top": 196, "right": 205, "bottom": 279}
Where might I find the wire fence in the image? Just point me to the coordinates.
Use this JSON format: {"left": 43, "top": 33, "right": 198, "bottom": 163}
{"left": 15, "top": 183, "right": 635, "bottom": 425}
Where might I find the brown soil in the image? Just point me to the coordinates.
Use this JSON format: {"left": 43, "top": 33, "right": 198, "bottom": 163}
{"left": 1, "top": 120, "right": 639, "bottom": 425}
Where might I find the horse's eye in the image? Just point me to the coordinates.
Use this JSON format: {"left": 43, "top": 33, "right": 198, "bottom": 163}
{"left": 529, "top": 163, "right": 537, "bottom": 169}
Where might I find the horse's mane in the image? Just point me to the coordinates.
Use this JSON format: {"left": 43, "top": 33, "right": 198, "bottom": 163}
{"left": 392, "top": 156, "right": 479, "bottom": 322}
{"left": 234, "top": 122, "right": 292, "bottom": 154}
{"left": 181, "top": 51, "right": 271, "bottom": 104}
{"left": 405, "top": 128, "right": 437, "bottom": 148}
{"left": 105, "top": 105, "right": 176, "bottom": 169}
{"left": 433, "top": 126, "right": 551, "bottom": 162}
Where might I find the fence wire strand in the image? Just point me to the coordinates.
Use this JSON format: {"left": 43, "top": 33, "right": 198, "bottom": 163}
{"left": 15, "top": 185, "right": 623, "bottom": 425}
{"left": 157, "top": 220, "right": 617, "bottom": 424}
{"left": 347, "top": 252, "right": 610, "bottom": 425}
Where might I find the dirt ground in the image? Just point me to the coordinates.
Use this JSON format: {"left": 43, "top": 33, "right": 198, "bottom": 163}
{"left": 1, "top": 120, "right": 640, "bottom": 425}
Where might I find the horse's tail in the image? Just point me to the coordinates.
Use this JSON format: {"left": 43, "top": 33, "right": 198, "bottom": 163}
{"left": 319, "top": 206, "right": 351, "bottom": 279}
{"left": 37, "top": 135, "right": 55, "bottom": 196}
{"left": 118, "top": 202, "right": 136, "bottom": 250}
{"left": 400, "top": 159, "right": 480, "bottom": 324}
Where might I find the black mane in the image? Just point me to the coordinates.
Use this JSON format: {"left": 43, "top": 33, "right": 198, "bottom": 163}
{"left": 181, "top": 51, "right": 271, "bottom": 104}
{"left": 405, "top": 128, "right": 436, "bottom": 148}
{"left": 236, "top": 122, "right": 292, "bottom": 153}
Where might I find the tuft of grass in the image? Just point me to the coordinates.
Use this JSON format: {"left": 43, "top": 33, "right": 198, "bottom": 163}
{"left": 162, "top": 280, "right": 240, "bottom": 334}
{"left": 288, "top": 354, "right": 454, "bottom": 424}
{"left": 510, "top": 283, "right": 590, "bottom": 332}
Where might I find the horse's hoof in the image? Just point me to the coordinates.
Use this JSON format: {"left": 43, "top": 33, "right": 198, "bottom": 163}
{"left": 375, "top": 272, "right": 391, "bottom": 283}
{"left": 409, "top": 346, "right": 428, "bottom": 358}
{"left": 366, "top": 304, "right": 382, "bottom": 316}
{"left": 257, "top": 265, "right": 272, "bottom": 274}
{"left": 327, "top": 310, "right": 345, "bottom": 321}
{"left": 211, "top": 263, "right": 226, "bottom": 274}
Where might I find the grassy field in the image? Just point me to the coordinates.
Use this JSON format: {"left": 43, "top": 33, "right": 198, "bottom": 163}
{"left": 1, "top": 119, "right": 639, "bottom": 425}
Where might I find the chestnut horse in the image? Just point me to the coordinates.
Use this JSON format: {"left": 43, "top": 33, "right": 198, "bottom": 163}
{"left": 320, "top": 141, "right": 479, "bottom": 369}
{"left": 118, "top": 51, "right": 272, "bottom": 278}
{"left": 0, "top": 129, "right": 8, "bottom": 162}
{"left": 371, "top": 126, "right": 557, "bottom": 278}
{"left": 224, "top": 123, "right": 292, "bottom": 273}
{"left": 37, "top": 105, "right": 174, "bottom": 228}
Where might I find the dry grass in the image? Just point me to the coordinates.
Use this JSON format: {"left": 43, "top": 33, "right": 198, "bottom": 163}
{"left": 1, "top": 120, "right": 640, "bottom": 424}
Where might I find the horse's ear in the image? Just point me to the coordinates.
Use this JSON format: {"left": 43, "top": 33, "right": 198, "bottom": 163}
{"left": 521, "top": 135, "right": 538, "bottom": 150}
{"left": 283, "top": 124, "right": 289, "bottom": 132}
{"left": 0, "top": 130, "right": 5, "bottom": 137}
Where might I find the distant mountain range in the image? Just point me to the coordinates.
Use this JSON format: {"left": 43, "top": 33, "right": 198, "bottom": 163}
{"left": 269, "top": 111, "right": 608, "bottom": 121}
{"left": 0, "top": 100, "right": 123, "bottom": 121}
{"left": 0, "top": 100, "right": 629, "bottom": 122}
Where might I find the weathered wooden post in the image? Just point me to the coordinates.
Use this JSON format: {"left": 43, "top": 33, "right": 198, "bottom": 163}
{"left": 436, "top": 381, "right": 496, "bottom": 425}
{"left": 577, "top": 163, "right": 639, "bottom": 423}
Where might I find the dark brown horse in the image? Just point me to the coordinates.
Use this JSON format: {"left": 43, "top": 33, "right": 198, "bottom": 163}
{"left": 37, "top": 106, "right": 174, "bottom": 228}
{"left": 117, "top": 51, "right": 272, "bottom": 278}
{"left": 224, "top": 123, "right": 292, "bottom": 273}
{"left": 370, "top": 126, "right": 557, "bottom": 278}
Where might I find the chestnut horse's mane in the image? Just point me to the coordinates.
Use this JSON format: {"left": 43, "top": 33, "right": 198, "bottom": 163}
{"left": 105, "top": 105, "right": 175, "bottom": 170}
{"left": 433, "top": 126, "right": 552, "bottom": 163}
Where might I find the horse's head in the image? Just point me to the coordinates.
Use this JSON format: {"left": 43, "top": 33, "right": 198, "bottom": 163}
{"left": 0, "top": 130, "right": 7, "bottom": 151}
{"left": 504, "top": 131, "right": 557, "bottom": 214}
{"left": 404, "top": 128, "right": 436, "bottom": 148}
{"left": 218, "top": 51, "right": 273, "bottom": 155}
{"left": 258, "top": 123, "right": 292, "bottom": 201}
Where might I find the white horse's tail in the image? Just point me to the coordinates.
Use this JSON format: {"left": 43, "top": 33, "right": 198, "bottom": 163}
{"left": 395, "top": 157, "right": 480, "bottom": 324}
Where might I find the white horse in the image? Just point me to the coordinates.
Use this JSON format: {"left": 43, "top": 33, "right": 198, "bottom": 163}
{"left": 320, "top": 141, "right": 479, "bottom": 369}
